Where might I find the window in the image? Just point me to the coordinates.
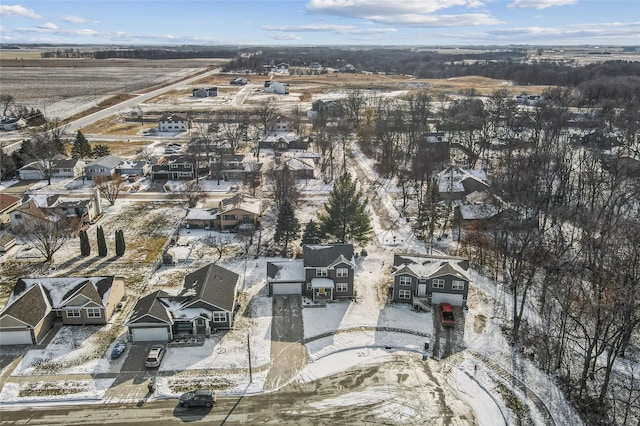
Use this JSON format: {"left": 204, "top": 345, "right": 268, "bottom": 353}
{"left": 307, "top": 283, "right": 312, "bottom": 290}
{"left": 336, "top": 268, "right": 348, "bottom": 278}
{"left": 212, "top": 312, "right": 227, "bottom": 322}
{"left": 432, "top": 279, "right": 445, "bottom": 289}
{"left": 14, "top": 214, "right": 22, "bottom": 219}
{"left": 399, "top": 276, "right": 412, "bottom": 286}
{"left": 452, "top": 280, "right": 465, "bottom": 290}
{"left": 316, "top": 268, "right": 328, "bottom": 277}
{"left": 419, "top": 277, "right": 427, "bottom": 283}
{"left": 66, "top": 309, "right": 80, "bottom": 318}
{"left": 223, "top": 214, "right": 238, "bottom": 221}
{"left": 86, "top": 307, "right": 101, "bottom": 318}
{"left": 336, "top": 283, "right": 348, "bottom": 292}
{"left": 399, "top": 290, "right": 411, "bottom": 299}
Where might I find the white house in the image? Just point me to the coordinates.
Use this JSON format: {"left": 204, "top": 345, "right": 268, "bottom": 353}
{"left": 264, "top": 80, "right": 289, "bottom": 95}
{"left": 158, "top": 113, "right": 188, "bottom": 132}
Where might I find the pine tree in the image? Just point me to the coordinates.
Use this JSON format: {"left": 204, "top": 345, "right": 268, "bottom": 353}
{"left": 318, "top": 172, "right": 372, "bottom": 246}
{"left": 79, "top": 229, "right": 90, "bottom": 256}
{"left": 97, "top": 226, "right": 107, "bottom": 257}
{"left": 115, "top": 229, "right": 126, "bottom": 256}
{"left": 274, "top": 199, "right": 300, "bottom": 256}
{"left": 71, "top": 130, "right": 92, "bottom": 158}
{"left": 302, "top": 219, "right": 322, "bottom": 245}
{"left": 92, "top": 144, "right": 110, "bottom": 158}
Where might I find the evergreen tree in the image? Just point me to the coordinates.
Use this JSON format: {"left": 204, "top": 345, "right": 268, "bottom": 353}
{"left": 318, "top": 172, "right": 372, "bottom": 246}
{"left": 71, "top": 130, "right": 92, "bottom": 158}
{"left": 79, "top": 229, "right": 90, "bottom": 256}
{"left": 115, "top": 229, "right": 126, "bottom": 256}
{"left": 302, "top": 219, "right": 322, "bottom": 245}
{"left": 97, "top": 225, "right": 107, "bottom": 257}
{"left": 92, "top": 144, "right": 110, "bottom": 158}
{"left": 274, "top": 199, "right": 300, "bottom": 256}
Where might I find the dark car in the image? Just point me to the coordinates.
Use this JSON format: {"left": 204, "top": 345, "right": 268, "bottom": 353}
{"left": 179, "top": 389, "right": 216, "bottom": 408}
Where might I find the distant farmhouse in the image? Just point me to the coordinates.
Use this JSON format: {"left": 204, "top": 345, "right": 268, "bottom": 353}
{"left": 158, "top": 113, "right": 188, "bottom": 132}
{"left": 192, "top": 87, "right": 217, "bottom": 98}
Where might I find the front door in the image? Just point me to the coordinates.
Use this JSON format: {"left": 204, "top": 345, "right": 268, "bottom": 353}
{"left": 418, "top": 284, "right": 427, "bottom": 296}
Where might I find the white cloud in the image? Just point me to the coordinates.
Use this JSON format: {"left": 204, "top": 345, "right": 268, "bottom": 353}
{"left": 366, "top": 13, "right": 502, "bottom": 26}
{"left": 38, "top": 22, "right": 58, "bottom": 30}
{"left": 271, "top": 33, "right": 303, "bottom": 41}
{"left": 0, "top": 5, "right": 42, "bottom": 19}
{"left": 305, "top": 0, "right": 499, "bottom": 27}
{"left": 262, "top": 23, "right": 397, "bottom": 35}
{"left": 307, "top": 0, "right": 485, "bottom": 16}
{"left": 62, "top": 15, "right": 87, "bottom": 24}
{"left": 508, "top": 0, "right": 577, "bottom": 9}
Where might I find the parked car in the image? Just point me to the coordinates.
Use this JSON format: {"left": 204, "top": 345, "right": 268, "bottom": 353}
{"left": 145, "top": 345, "right": 165, "bottom": 368}
{"left": 179, "top": 389, "right": 216, "bottom": 408}
{"left": 440, "top": 303, "right": 455, "bottom": 327}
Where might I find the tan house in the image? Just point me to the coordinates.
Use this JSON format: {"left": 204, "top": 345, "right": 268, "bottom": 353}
{"left": 0, "top": 276, "right": 125, "bottom": 345}
{"left": 185, "top": 194, "right": 261, "bottom": 231}
{"left": 0, "top": 193, "right": 21, "bottom": 228}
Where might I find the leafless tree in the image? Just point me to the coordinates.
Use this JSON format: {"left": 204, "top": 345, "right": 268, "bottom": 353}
{"left": 23, "top": 118, "right": 68, "bottom": 185}
{"left": 200, "top": 234, "right": 229, "bottom": 263}
{"left": 253, "top": 98, "right": 279, "bottom": 160}
{"left": 94, "top": 175, "right": 125, "bottom": 205}
{"left": 0, "top": 94, "right": 15, "bottom": 117}
{"left": 15, "top": 210, "right": 79, "bottom": 262}
{"left": 168, "top": 179, "right": 207, "bottom": 209}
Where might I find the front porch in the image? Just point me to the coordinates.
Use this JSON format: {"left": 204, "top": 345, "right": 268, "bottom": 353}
{"left": 311, "top": 278, "right": 334, "bottom": 301}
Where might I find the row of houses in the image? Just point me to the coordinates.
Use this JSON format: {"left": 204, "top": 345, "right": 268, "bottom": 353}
{"left": 0, "top": 245, "right": 471, "bottom": 345}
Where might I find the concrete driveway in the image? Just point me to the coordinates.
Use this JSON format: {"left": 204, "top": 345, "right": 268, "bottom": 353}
{"left": 263, "top": 295, "right": 308, "bottom": 391}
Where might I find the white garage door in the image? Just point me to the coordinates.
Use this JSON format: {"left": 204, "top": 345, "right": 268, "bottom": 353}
{"left": 431, "top": 293, "right": 464, "bottom": 306}
{"left": 272, "top": 283, "right": 302, "bottom": 295}
{"left": 0, "top": 330, "right": 32, "bottom": 345}
{"left": 131, "top": 327, "right": 169, "bottom": 342}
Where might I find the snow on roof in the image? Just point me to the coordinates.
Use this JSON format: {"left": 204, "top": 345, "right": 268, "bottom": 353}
{"left": 9, "top": 277, "right": 111, "bottom": 308}
{"left": 311, "top": 278, "right": 334, "bottom": 288}
{"left": 459, "top": 204, "right": 500, "bottom": 220}
{"left": 186, "top": 208, "right": 219, "bottom": 220}
{"left": 267, "top": 260, "right": 305, "bottom": 282}
{"left": 392, "top": 255, "right": 470, "bottom": 281}
{"left": 437, "top": 166, "right": 488, "bottom": 193}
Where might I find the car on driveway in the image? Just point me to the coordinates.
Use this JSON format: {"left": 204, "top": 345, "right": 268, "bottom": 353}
{"left": 179, "top": 389, "right": 216, "bottom": 408}
{"left": 440, "top": 303, "right": 455, "bottom": 327}
{"left": 144, "top": 345, "right": 165, "bottom": 368}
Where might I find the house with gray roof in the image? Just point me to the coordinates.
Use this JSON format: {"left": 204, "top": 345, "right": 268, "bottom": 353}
{"left": 84, "top": 155, "right": 124, "bottom": 180}
{"left": 0, "top": 276, "right": 125, "bottom": 345}
{"left": 266, "top": 244, "right": 356, "bottom": 301}
{"left": 126, "top": 263, "right": 239, "bottom": 342}
{"left": 391, "top": 253, "right": 470, "bottom": 310}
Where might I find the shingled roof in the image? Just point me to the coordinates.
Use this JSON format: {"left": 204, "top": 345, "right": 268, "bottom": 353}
{"left": 303, "top": 244, "right": 354, "bottom": 268}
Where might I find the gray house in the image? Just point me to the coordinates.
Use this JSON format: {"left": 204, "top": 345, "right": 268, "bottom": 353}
{"left": 266, "top": 244, "right": 356, "bottom": 301}
{"left": 126, "top": 263, "right": 239, "bottom": 342}
{"left": 391, "top": 253, "right": 470, "bottom": 309}
{"left": 84, "top": 155, "right": 123, "bottom": 180}
{"left": 192, "top": 87, "right": 218, "bottom": 98}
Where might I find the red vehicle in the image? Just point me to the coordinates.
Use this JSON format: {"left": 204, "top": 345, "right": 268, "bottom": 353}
{"left": 440, "top": 303, "right": 455, "bottom": 327}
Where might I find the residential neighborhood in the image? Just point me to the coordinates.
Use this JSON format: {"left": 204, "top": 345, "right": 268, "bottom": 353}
{"left": 0, "top": 40, "right": 638, "bottom": 426}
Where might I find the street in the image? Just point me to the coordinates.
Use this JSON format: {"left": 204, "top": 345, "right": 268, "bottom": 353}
{"left": 0, "top": 354, "right": 475, "bottom": 425}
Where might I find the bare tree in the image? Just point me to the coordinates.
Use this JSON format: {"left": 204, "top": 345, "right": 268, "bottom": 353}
{"left": 15, "top": 210, "right": 79, "bottom": 262}
{"left": 94, "top": 175, "right": 125, "bottom": 205}
{"left": 23, "top": 118, "right": 68, "bottom": 185}
{"left": 0, "top": 94, "right": 16, "bottom": 117}
{"left": 168, "top": 179, "right": 207, "bottom": 209}
{"left": 252, "top": 99, "right": 279, "bottom": 160}
{"left": 200, "top": 234, "right": 229, "bottom": 263}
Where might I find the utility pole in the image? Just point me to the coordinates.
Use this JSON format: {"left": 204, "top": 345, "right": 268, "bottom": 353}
{"left": 247, "top": 333, "right": 253, "bottom": 383}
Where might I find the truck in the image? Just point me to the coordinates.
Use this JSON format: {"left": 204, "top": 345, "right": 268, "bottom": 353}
{"left": 440, "top": 303, "right": 455, "bottom": 327}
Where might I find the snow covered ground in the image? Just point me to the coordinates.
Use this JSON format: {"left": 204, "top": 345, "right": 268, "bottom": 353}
{"left": 0, "top": 142, "right": 582, "bottom": 424}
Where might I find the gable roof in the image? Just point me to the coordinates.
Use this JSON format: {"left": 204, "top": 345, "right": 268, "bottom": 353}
{"left": 181, "top": 263, "right": 239, "bottom": 311}
{"left": 159, "top": 112, "right": 187, "bottom": 122}
{"left": 267, "top": 260, "right": 305, "bottom": 282}
{"left": 392, "top": 253, "right": 470, "bottom": 281}
{"left": 127, "top": 290, "right": 173, "bottom": 324}
{"left": 85, "top": 155, "right": 123, "bottom": 169}
{"left": 0, "top": 193, "right": 20, "bottom": 212}
{"left": 437, "top": 165, "right": 488, "bottom": 193}
{"left": 303, "top": 244, "right": 355, "bottom": 268}
{"left": 0, "top": 284, "right": 50, "bottom": 327}
{"left": 6, "top": 277, "right": 116, "bottom": 309}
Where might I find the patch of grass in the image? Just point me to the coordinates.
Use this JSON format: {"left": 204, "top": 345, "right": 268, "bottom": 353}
{"left": 376, "top": 276, "right": 394, "bottom": 304}
{"left": 18, "top": 381, "right": 90, "bottom": 397}
{"left": 495, "top": 381, "right": 533, "bottom": 426}
{"left": 167, "top": 377, "right": 234, "bottom": 393}
{"left": 80, "top": 114, "right": 156, "bottom": 136}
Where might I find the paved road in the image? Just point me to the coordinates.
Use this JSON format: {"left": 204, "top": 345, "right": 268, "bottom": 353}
{"left": 0, "top": 355, "right": 475, "bottom": 425}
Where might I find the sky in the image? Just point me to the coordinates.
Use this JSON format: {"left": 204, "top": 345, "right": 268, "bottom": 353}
{"left": 0, "top": 0, "right": 638, "bottom": 46}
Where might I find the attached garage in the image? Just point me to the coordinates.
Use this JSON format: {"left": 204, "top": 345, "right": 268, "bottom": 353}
{"left": 0, "top": 329, "right": 33, "bottom": 345}
{"left": 271, "top": 283, "right": 302, "bottom": 296}
{"left": 130, "top": 326, "right": 170, "bottom": 342}
{"left": 431, "top": 292, "right": 464, "bottom": 307}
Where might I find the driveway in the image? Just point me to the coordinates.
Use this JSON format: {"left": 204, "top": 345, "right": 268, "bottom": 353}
{"left": 263, "top": 295, "right": 308, "bottom": 391}
{"left": 432, "top": 305, "right": 466, "bottom": 359}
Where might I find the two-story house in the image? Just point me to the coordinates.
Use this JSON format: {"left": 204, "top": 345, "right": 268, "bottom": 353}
{"left": 151, "top": 155, "right": 195, "bottom": 181}
{"left": 391, "top": 253, "right": 470, "bottom": 310}
{"left": 266, "top": 244, "right": 356, "bottom": 302}
{"left": 158, "top": 112, "right": 188, "bottom": 132}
